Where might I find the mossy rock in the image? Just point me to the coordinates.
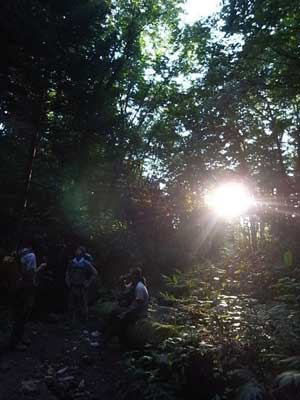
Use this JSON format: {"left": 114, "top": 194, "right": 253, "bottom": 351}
{"left": 95, "top": 301, "right": 119, "bottom": 319}
{"left": 127, "top": 319, "right": 179, "bottom": 348}
{"left": 95, "top": 301, "right": 180, "bottom": 348}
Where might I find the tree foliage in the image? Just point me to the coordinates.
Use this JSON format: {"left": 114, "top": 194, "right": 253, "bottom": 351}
{"left": 1, "top": 2, "right": 300, "bottom": 400}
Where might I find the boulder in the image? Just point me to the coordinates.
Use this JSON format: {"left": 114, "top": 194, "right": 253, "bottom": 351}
{"left": 127, "top": 319, "right": 179, "bottom": 348}
{"left": 96, "top": 301, "right": 180, "bottom": 347}
{"left": 95, "top": 301, "right": 119, "bottom": 319}
{"left": 21, "top": 379, "right": 40, "bottom": 393}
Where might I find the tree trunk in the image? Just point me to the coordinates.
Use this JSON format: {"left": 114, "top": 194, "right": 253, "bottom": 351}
{"left": 249, "top": 216, "right": 257, "bottom": 250}
{"left": 16, "top": 126, "right": 39, "bottom": 244}
{"left": 271, "top": 118, "right": 290, "bottom": 196}
{"left": 294, "top": 126, "right": 300, "bottom": 191}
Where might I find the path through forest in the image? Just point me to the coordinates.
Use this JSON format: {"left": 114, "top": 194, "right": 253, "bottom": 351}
{"left": 0, "top": 311, "right": 125, "bottom": 400}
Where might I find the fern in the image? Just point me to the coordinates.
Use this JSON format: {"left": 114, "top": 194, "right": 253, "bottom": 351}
{"left": 279, "top": 356, "right": 300, "bottom": 369}
{"left": 276, "top": 370, "right": 300, "bottom": 389}
{"left": 235, "top": 381, "right": 265, "bottom": 400}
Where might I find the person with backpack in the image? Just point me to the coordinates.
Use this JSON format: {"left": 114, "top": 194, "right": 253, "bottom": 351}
{"left": 10, "top": 244, "right": 40, "bottom": 351}
{"left": 66, "top": 246, "right": 98, "bottom": 323}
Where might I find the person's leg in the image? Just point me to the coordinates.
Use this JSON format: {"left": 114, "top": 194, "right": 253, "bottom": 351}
{"left": 81, "top": 289, "right": 88, "bottom": 322}
{"left": 68, "top": 289, "right": 76, "bottom": 323}
{"left": 10, "top": 288, "right": 30, "bottom": 349}
{"left": 10, "top": 305, "right": 24, "bottom": 348}
{"left": 103, "top": 306, "right": 126, "bottom": 342}
{"left": 21, "top": 287, "right": 34, "bottom": 343}
{"left": 77, "top": 289, "right": 85, "bottom": 323}
{"left": 72, "top": 289, "right": 83, "bottom": 324}
{"left": 117, "top": 311, "right": 139, "bottom": 346}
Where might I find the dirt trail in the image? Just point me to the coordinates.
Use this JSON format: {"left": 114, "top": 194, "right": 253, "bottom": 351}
{"left": 0, "top": 313, "right": 125, "bottom": 400}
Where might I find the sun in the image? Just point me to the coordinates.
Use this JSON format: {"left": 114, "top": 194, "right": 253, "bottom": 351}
{"left": 205, "top": 182, "right": 255, "bottom": 218}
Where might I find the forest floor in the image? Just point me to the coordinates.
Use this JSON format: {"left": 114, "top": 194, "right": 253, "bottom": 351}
{"left": 0, "top": 310, "right": 125, "bottom": 400}
{"left": 1, "top": 260, "right": 300, "bottom": 400}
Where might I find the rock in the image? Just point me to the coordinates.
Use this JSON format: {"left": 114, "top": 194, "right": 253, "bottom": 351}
{"left": 90, "top": 341, "right": 99, "bottom": 347}
{"left": 91, "top": 331, "right": 100, "bottom": 338}
{"left": 78, "top": 379, "right": 85, "bottom": 389}
{"left": 47, "top": 380, "right": 72, "bottom": 398}
{"left": 0, "top": 361, "right": 12, "bottom": 372}
{"left": 21, "top": 379, "right": 40, "bottom": 393}
{"left": 46, "top": 395, "right": 58, "bottom": 400}
{"left": 126, "top": 319, "right": 180, "bottom": 348}
{"left": 81, "top": 355, "right": 94, "bottom": 366}
{"left": 59, "top": 376, "right": 74, "bottom": 382}
{"left": 47, "top": 366, "right": 54, "bottom": 375}
{"left": 95, "top": 301, "right": 119, "bottom": 319}
{"left": 57, "top": 366, "right": 69, "bottom": 375}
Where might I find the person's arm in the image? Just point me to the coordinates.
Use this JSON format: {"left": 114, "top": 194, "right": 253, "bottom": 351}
{"left": 36, "top": 262, "right": 47, "bottom": 274}
{"left": 34, "top": 261, "right": 47, "bottom": 286}
{"left": 129, "top": 289, "right": 144, "bottom": 310}
{"left": 84, "top": 263, "right": 98, "bottom": 288}
{"left": 119, "top": 285, "right": 144, "bottom": 318}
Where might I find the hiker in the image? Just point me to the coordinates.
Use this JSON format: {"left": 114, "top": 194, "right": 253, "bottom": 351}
{"left": 50, "top": 239, "right": 70, "bottom": 312}
{"left": 118, "top": 267, "right": 149, "bottom": 323}
{"left": 34, "top": 256, "right": 55, "bottom": 318}
{"left": 10, "top": 244, "right": 40, "bottom": 351}
{"left": 106, "top": 267, "right": 149, "bottom": 344}
{"left": 66, "top": 246, "right": 98, "bottom": 323}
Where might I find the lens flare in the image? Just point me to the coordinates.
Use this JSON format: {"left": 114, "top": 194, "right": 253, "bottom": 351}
{"left": 205, "top": 182, "right": 255, "bottom": 218}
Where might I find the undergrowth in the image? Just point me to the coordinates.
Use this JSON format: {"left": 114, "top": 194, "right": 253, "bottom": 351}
{"left": 119, "top": 255, "right": 300, "bottom": 400}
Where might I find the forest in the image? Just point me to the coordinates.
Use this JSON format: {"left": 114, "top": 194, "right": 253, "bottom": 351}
{"left": 1, "top": 1, "right": 300, "bottom": 399}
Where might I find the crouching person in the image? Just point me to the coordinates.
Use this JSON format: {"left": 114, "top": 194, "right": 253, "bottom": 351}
{"left": 66, "top": 246, "right": 98, "bottom": 323}
{"left": 108, "top": 267, "right": 149, "bottom": 345}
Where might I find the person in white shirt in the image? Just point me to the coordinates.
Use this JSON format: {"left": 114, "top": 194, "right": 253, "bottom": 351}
{"left": 107, "top": 267, "right": 149, "bottom": 345}
{"left": 118, "top": 268, "right": 149, "bottom": 320}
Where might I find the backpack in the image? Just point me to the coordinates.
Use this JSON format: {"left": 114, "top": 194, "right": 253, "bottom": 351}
{"left": 69, "top": 257, "right": 91, "bottom": 287}
{"left": 18, "top": 249, "right": 36, "bottom": 288}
